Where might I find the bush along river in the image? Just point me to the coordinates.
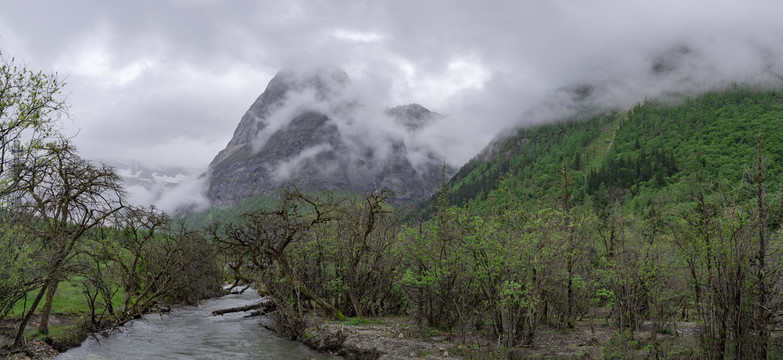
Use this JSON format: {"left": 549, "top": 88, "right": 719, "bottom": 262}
{"left": 56, "top": 289, "right": 340, "bottom": 360}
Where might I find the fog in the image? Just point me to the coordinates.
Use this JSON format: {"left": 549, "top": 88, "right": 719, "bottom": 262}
{"left": 239, "top": 67, "right": 445, "bottom": 185}
{"left": 1, "top": 0, "right": 782, "bottom": 210}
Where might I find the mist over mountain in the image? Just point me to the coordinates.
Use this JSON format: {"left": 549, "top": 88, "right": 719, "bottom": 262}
{"left": 100, "top": 161, "right": 208, "bottom": 213}
{"left": 118, "top": 37, "right": 783, "bottom": 214}
{"left": 205, "top": 68, "right": 451, "bottom": 206}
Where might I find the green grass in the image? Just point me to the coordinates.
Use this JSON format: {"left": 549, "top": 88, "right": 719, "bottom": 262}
{"left": 11, "top": 280, "right": 83, "bottom": 316}
{"left": 29, "top": 322, "right": 83, "bottom": 340}
{"left": 336, "top": 316, "right": 387, "bottom": 326}
{"left": 10, "top": 278, "right": 124, "bottom": 318}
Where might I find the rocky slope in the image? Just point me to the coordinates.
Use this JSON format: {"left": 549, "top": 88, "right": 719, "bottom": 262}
{"left": 206, "top": 69, "right": 449, "bottom": 205}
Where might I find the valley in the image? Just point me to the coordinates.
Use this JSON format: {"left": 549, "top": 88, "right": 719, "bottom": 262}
{"left": 3, "top": 3, "right": 783, "bottom": 357}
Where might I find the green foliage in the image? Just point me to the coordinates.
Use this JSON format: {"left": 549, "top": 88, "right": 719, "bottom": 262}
{"left": 0, "top": 223, "right": 46, "bottom": 321}
{"left": 185, "top": 86, "right": 783, "bottom": 357}
{"left": 439, "top": 87, "right": 783, "bottom": 217}
{"left": 402, "top": 86, "right": 783, "bottom": 355}
{"left": 0, "top": 54, "right": 65, "bottom": 184}
{"left": 78, "top": 207, "right": 223, "bottom": 327}
{"left": 602, "top": 330, "right": 641, "bottom": 360}
{"left": 431, "top": 113, "right": 610, "bottom": 215}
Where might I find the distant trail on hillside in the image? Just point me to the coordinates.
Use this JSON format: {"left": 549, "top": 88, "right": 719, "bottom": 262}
{"left": 606, "top": 128, "right": 617, "bottom": 156}
{"left": 605, "top": 115, "right": 625, "bottom": 157}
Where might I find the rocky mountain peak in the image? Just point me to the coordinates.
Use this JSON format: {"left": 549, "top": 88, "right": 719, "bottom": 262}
{"left": 210, "top": 68, "right": 350, "bottom": 167}
{"left": 205, "top": 69, "right": 449, "bottom": 206}
{"left": 387, "top": 103, "right": 439, "bottom": 131}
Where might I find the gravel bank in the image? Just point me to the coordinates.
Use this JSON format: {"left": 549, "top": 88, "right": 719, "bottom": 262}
{"left": 300, "top": 316, "right": 458, "bottom": 360}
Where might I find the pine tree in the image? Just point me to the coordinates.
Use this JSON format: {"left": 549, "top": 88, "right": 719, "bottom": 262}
{"left": 437, "top": 162, "right": 449, "bottom": 241}
{"left": 754, "top": 129, "right": 770, "bottom": 358}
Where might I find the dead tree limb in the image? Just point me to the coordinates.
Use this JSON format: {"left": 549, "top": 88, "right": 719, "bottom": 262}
{"left": 211, "top": 302, "right": 274, "bottom": 316}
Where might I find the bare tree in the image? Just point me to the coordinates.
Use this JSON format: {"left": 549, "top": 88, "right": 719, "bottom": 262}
{"left": 335, "top": 189, "right": 392, "bottom": 318}
{"left": 79, "top": 206, "right": 222, "bottom": 329}
{"left": 13, "top": 140, "right": 124, "bottom": 347}
{"left": 84, "top": 206, "right": 170, "bottom": 324}
{"left": 214, "top": 188, "right": 344, "bottom": 320}
{"left": 0, "top": 54, "right": 66, "bottom": 329}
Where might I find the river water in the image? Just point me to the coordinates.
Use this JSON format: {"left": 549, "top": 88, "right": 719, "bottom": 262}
{"left": 57, "top": 289, "right": 340, "bottom": 360}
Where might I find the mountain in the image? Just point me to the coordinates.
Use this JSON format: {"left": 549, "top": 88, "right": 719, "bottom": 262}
{"left": 205, "top": 69, "right": 449, "bottom": 206}
{"left": 104, "top": 161, "right": 190, "bottom": 207}
{"left": 112, "top": 161, "right": 187, "bottom": 189}
{"left": 428, "top": 86, "right": 783, "bottom": 216}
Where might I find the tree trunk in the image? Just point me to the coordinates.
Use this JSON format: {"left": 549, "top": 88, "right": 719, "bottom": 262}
{"left": 347, "top": 268, "right": 362, "bottom": 318}
{"left": 212, "top": 302, "right": 271, "bottom": 316}
{"left": 755, "top": 131, "right": 769, "bottom": 359}
{"left": 566, "top": 255, "right": 574, "bottom": 328}
{"left": 13, "top": 283, "right": 48, "bottom": 348}
{"left": 500, "top": 305, "right": 513, "bottom": 348}
{"left": 286, "top": 274, "right": 344, "bottom": 320}
{"left": 38, "top": 280, "right": 60, "bottom": 335}
{"left": 279, "top": 255, "right": 344, "bottom": 320}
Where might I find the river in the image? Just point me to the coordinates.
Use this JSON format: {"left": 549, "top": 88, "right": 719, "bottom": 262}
{"left": 57, "top": 289, "right": 341, "bottom": 359}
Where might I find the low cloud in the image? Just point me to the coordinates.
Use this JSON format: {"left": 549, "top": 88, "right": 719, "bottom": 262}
{"left": 153, "top": 175, "right": 210, "bottom": 214}
{"left": 117, "top": 166, "right": 210, "bottom": 214}
{"left": 244, "top": 68, "right": 447, "bottom": 183}
{"left": 2, "top": 0, "right": 782, "bottom": 192}
{"left": 272, "top": 143, "right": 333, "bottom": 182}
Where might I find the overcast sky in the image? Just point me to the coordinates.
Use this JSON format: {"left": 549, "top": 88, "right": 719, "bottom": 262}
{"left": 1, "top": 0, "right": 782, "bottom": 172}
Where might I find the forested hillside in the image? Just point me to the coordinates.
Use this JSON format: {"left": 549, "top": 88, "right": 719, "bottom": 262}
{"left": 438, "top": 86, "right": 783, "bottom": 215}
{"left": 439, "top": 112, "right": 610, "bottom": 211}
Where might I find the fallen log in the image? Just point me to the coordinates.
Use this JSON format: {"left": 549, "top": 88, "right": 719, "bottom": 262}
{"left": 243, "top": 310, "right": 263, "bottom": 318}
{"left": 211, "top": 302, "right": 274, "bottom": 316}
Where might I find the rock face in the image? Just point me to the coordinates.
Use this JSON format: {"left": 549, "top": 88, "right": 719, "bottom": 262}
{"left": 206, "top": 68, "right": 448, "bottom": 205}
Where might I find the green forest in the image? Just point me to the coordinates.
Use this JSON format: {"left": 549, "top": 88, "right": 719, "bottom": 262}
{"left": 4, "top": 52, "right": 783, "bottom": 359}
{"left": 184, "top": 85, "right": 783, "bottom": 359}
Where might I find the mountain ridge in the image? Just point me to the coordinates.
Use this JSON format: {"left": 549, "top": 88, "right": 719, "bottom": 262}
{"left": 205, "top": 69, "right": 451, "bottom": 206}
{"left": 427, "top": 85, "right": 783, "bottom": 216}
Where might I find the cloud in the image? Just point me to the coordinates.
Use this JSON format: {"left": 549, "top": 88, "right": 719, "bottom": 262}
{"left": 330, "top": 29, "right": 387, "bottom": 43}
{"left": 272, "top": 143, "right": 334, "bottom": 182}
{"left": 241, "top": 67, "right": 450, "bottom": 186}
{"left": 153, "top": 175, "right": 211, "bottom": 214}
{"left": 0, "top": 0, "right": 781, "bottom": 197}
{"left": 250, "top": 87, "right": 335, "bottom": 152}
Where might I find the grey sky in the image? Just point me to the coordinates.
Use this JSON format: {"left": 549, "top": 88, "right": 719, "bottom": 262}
{"left": 1, "top": 0, "right": 782, "bottom": 172}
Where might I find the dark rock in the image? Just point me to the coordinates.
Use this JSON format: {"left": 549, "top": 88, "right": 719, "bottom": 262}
{"left": 386, "top": 104, "right": 439, "bottom": 131}
{"left": 302, "top": 326, "right": 381, "bottom": 360}
{"left": 205, "top": 69, "right": 450, "bottom": 206}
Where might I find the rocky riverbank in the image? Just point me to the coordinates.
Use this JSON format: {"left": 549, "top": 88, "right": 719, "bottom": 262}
{"left": 0, "top": 313, "right": 79, "bottom": 360}
{"left": 293, "top": 313, "right": 703, "bottom": 359}
{"left": 0, "top": 340, "right": 59, "bottom": 360}
{"left": 298, "top": 316, "right": 461, "bottom": 360}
